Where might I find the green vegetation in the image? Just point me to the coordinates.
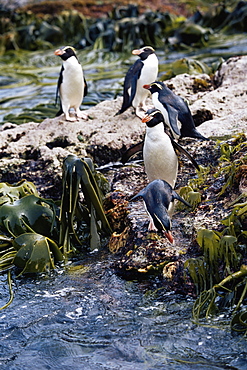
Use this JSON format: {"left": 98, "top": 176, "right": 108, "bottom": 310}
{"left": 0, "top": 155, "right": 112, "bottom": 309}
{"left": 182, "top": 134, "right": 247, "bottom": 333}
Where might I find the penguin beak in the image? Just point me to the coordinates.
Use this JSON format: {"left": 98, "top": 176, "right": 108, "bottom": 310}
{"left": 132, "top": 49, "right": 142, "bottom": 55}
{"left": 142, "top": 115, "right": 151, "bottom": 123}
{"left": 164, "top": 230, "right": 174, "bottom": 244}
{"left": 143, "top": 84, "right": 150, "bottom": 90}
{"left": 54, "top": 49, "right": 64, "bottom": 56}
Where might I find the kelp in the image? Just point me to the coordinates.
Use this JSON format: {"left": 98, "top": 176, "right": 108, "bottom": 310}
{"left": 59, "top": 154, "right": 112, "bottom": 254}
{"left": 182, "top": 134, "right": 247, "bottom": 331}
{"left": 188, "top": 206, "right": 247, "bottom": 330}
{"left": 0, "top": 194, "right": 58, "bottom": 238}
{"left": 215, "top": 134, "right": 247, "bottom": 196}
{"left": 0, "top": 155, "right": 112, "bottom": 308}
{"left": 13, "top": 233, "right": 63, "bottom": 275}
{"left": 185, "top": 184, "right": 247, "bottom": 330}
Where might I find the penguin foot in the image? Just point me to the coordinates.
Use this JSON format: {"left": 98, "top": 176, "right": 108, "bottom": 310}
{"left": 148, "top": 219, "right": 157, "bottom": 232}
{"left": 76, "top": 110, "right": 88, "bottom": 120}
{"left": 64, "top": 113, "right": 77, "bottom": 122}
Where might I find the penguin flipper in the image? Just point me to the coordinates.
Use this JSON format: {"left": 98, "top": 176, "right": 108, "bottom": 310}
{"left": 172, "top": 191, "right": 192, "bottom": 208}
{"left": 84, "top": 77, "right": 88, "bottom": 97}
{"left": 116, "top": 60, "right": 143, "bottom": 115}
{"left": 130, "top": 188, "right": 146, "bottom": 202}
{"left": 55, "top": 66, "right": 63, "bottom": 106}
{"left": 166, "top": 104, "right": 181, "bottom": 137}
{"left": 121, "top": 141, "right": 144, "bottom": 164}
{"left": 171, "top": 139, "right": 200, "bottom": 171}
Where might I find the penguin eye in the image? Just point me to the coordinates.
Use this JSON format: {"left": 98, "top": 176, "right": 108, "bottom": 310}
{"left": 63, "top": 46, "right": 76, "bottom": 53}
{"left": 144, "top": 46, "right": 154, "bottom": 52}
{"left": 151, "top": 82, "right": 162, "bottom": 90}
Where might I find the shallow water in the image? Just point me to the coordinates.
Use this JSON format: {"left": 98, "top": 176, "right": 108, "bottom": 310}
{"left": 1, "top": 252, "right": 247, "bottom": 369}
{"left": 0, "top": 33, "right": 247, "bottom": 124}
{"left": 0, "top": 33, "right": 247, "bottom": 368}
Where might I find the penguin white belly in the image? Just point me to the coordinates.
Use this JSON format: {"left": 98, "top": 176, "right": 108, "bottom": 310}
{"left": 143, "top": 124, "right": 178, "bottom": 188}
{"left": 60, "top": 59, "right": 84, "bottom": 111}
{"left": 132, "top": 54, "right": 158, "bottom": 109}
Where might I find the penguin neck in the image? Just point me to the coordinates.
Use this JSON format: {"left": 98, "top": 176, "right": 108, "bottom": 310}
{"left": 146, "top": 122, "right": 168, "bottom": 141}
{"left": 63, "top": 56, "right": 80, "bottom": 69}
{"left": 143, "top": 53, "right": 158, "bottom": 69}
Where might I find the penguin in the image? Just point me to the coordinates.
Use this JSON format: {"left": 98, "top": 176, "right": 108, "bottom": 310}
{"left": 121, "top": 109, "right": 200, "bottom": 171}
{"left": 143, "top": 81, "right": 208, "bottom": 140}
{"left": 116, "top": 46, "right": 158, "bottom": 118}
{"left": 54, "top": 46, "right": 88, "bottom": 121}
{"left": 131, "top": 179, "right": 192, "bottom": 243}
{"left": 142, "top": 108, "right": 179, "bottom": 189}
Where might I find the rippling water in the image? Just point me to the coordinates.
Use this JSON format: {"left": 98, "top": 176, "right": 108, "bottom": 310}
{"left": 0, "top": 34, "right": 247, "bottom": 369}
{"left": 1, "top": 34, "right": 247, "bottom": 124}
{"left": 1, "top": 252, "right": 247, "bottom": 369}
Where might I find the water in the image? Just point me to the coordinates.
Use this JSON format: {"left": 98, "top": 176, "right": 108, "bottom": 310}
{"left": 1, "top": 33, "right": 247, "bottom": 124}
{"left": 1, "top": 253, "right": 247, "bottom": 369}
{"left": 0, "top": 33, "right": 247, "bottom": 368}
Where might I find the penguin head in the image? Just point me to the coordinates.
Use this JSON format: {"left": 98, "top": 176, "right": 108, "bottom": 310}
{"left": 132, "top": 46, "right": 155, "bottom": 60}
{"left": 152, "top": 210, "right": 174, "bottom": 244}
{"left": 54, "top": 46, "right": 78, "bottom": 61}
{"left": 143, "top": 81, "right": 165, "bottom": 93}
{"left": 142, "top": 108, "right": 164, "bottom": 127}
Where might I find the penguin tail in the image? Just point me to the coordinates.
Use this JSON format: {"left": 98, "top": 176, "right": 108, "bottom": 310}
{"left": 115, "top": 106, "right": 128, "bottom": 116}
{"left": 193, "top": 131, "right": 209, "bottom": 141}
{"left": 121, "top": 141, "right": 144, "bottom": 164}
{"left": 183, "top": 129, "right": 209, "bottom": 141}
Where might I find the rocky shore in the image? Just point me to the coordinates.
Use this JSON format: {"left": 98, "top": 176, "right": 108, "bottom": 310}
{"left": 0, "top": 55, "right": 246, "bottom": 285}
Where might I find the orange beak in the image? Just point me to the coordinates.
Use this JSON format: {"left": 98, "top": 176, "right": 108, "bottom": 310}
{"left": 164, "top": 230, "right": 174, "bottom": 244}
{"left": 54, "top": 49, "right": 64, "bottom": 56}
{"left": 142, "top": 115, "right": 151, "bottom": 123}
{"left": 132, "top": 49, "right": 142, "bottom": 55}
{"left": 143, "top": 84, "right": 150, "bottom": 90}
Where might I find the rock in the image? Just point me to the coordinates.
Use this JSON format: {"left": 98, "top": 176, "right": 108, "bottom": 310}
{"left": 0, "top": 55, "right": 246, "bottom": 283}
{"left": 0, "top": 55, "right": 246, "bottom": 187}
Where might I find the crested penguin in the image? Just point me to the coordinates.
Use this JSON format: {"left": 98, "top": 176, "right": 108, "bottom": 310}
{"left": 143, "top": 109, "right": 179, "bottom": 189}
{"left": 116, "top": 46, "right": 158, "bottom": 118}
{"left": 121, "top": 109, "right": 200, "bottom": 171}
{"left": 132, "top": 179, "right": 192, "bottom": 243}
{"left": 143, "top": 81, "right": 208, "bottom": 140}
{"left": 54, "top": 46, "right": 88, "bottom": 121}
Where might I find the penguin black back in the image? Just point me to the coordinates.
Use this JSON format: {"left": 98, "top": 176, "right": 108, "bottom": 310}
{"left": 116, "top": 46, "right": 158, "bottom": 117}
{"left": 143, "top": 81, "right": 208, "bottom": 140}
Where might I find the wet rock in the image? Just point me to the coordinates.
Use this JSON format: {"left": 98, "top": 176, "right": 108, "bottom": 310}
{"left": 0, "top": 55, "right": 246, "bottom": 282}
{"left": 174, "top": 22, "right": 212, "bottom": 46}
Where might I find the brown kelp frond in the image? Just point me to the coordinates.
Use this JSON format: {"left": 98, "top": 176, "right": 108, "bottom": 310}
{"left": 185, "top": 191, "right": 247, "bottom": 328}
{"left": 215, "top": 134, "right": 247, "bottom": 196}
{"left": 59, "top": 155, "right": 112, "bottom": 254}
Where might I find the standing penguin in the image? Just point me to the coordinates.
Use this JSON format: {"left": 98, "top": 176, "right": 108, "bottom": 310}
{"left": 131, "top": 179, "right": 192, "bottom": 243}
{"left": 143, "top": 81, "right": 208, "bottom": 140}
{"left": 121, "top": 108, "right": 200, "bottom": 171}
{"left": 55, "top": 46, "right": 88, "bottom": 121}
{"left": 116, "top": 46, "right": 158, "bottom": 118}
{"left": 143, "top": 108, "right": 178, "bottom": 189}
